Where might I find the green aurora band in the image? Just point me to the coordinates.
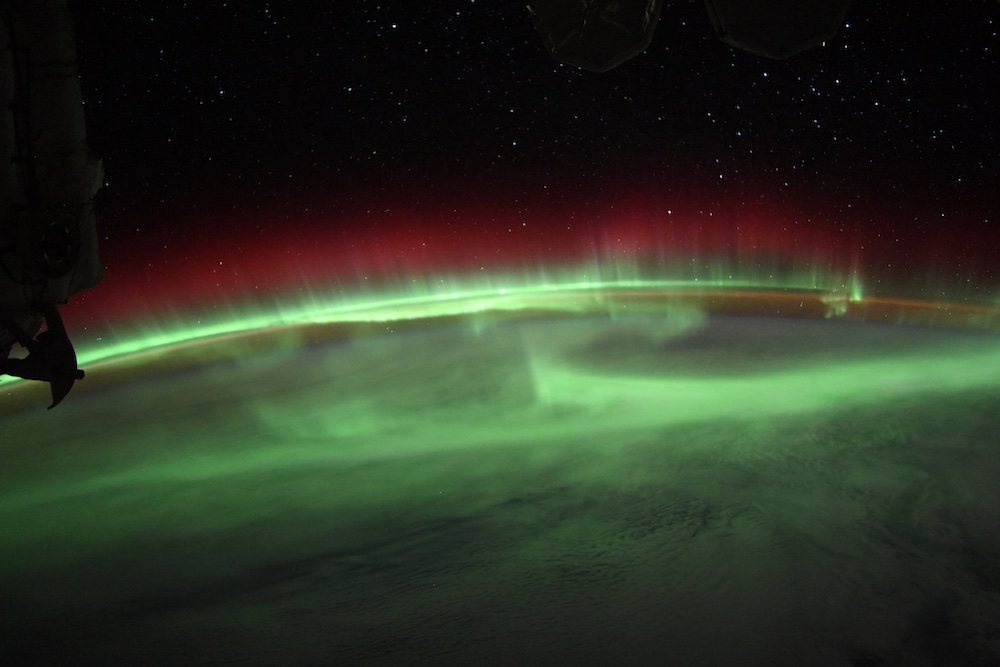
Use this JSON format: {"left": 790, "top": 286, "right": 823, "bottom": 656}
{"left": 4, "top": 257, "right": 1000, "bottom": 412}
{"left": 16, "top": 258, "right": 867, "bottom": 378}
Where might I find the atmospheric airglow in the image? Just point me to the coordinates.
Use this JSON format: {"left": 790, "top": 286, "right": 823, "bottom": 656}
{"left": 55, "top": 258, "right": 867, "bottom": 369}
{"left": 7, "top": 258, "right": 1000, "bottom": 404}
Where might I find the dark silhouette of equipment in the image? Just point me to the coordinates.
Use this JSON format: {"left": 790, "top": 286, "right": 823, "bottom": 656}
{"left": 705, "top": 0, "right": 853, "bottom": 59}
{"left": 528, "top": 0, "right": 853, "bottom": 71}
{"left": 527, "top": 0, "right": 663, "bottom": 73}
{"left": 1, "top": 306, "right": 83, "bottom": 408}
{"left": 1, "top": 0, "right": 103, "bottom": 408}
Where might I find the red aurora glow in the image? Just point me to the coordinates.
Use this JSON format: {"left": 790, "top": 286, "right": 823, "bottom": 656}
{"left": 61, "top": 181, "right": 1000, "bottom": 336}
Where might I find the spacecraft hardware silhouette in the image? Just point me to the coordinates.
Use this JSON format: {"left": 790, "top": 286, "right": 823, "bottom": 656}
{"left": 1, "top": 0, "right": 103, "bottom": 408}
{"left": 528, "top": 0, "right": 854, "bottom": 71}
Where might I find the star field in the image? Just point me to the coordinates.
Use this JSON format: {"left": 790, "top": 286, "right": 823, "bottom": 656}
{"left": 66, "top": 2, "right": 1000, "bottom": 331}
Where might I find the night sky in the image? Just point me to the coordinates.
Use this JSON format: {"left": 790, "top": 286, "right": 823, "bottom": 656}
{"left": 66, "top": 2, "right": 1000, "bottom": 338}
